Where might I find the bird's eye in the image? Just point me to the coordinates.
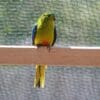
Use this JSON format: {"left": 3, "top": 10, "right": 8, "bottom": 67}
{"left": 43, "top": 14, "right": 47, "bottom": 16}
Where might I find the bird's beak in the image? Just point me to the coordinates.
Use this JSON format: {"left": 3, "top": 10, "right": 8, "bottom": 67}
{"left": 48, "top": 13, "right": 55, "bottom": 21}
{"left": 51, "top": 14, "right": 55, "bottom": 20}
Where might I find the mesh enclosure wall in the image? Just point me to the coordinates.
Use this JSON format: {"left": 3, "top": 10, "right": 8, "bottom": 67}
{"left": 0, "top": 0, "right": 100, "bottom": 100}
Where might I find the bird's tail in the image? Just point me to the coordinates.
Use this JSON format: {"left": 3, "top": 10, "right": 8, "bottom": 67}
{"left": 34, "top": 64, "right": 47, "bottom": 88}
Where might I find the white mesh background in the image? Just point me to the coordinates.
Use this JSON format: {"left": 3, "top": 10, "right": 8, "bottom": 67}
{"left": 0, "top": 0, "right": 100, "bottom": 100}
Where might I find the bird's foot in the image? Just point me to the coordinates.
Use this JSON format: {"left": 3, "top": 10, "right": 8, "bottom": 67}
{"left": 46, "top": 46, "right": 51, "bottom": 52}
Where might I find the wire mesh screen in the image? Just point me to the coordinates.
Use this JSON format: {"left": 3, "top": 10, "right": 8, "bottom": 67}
{"left": 0, "top": 0, "right": 100, "bottom": 100}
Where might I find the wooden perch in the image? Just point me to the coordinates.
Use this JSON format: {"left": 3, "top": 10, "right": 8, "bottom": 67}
{"left": 0, "top": 45, "right": 100, "bottom": 67}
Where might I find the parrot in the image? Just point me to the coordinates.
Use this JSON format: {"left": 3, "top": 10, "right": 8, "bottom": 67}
{"left": 32, "top": 12, "right": 57, "bottom": 88}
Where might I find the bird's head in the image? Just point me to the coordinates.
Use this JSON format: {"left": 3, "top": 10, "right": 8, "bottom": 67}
{"left": 40, "top": 13, "right": 55, "bottom": 21}
{"left": 37, "top": 12, "right": 55, "bottom": 28}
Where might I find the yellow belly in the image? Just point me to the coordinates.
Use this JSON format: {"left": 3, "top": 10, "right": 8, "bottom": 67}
{"left": 34, "top": 28, "right": 54, "bottom": 46}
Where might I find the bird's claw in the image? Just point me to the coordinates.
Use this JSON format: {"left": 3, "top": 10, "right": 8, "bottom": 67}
{"left": 46, "top": 46, "right": 51, "bottom": 52}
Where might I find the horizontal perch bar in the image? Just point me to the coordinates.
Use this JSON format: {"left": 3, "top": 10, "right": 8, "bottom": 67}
{"left": 0, "top": 45, "right": 100, "bottom": 66}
